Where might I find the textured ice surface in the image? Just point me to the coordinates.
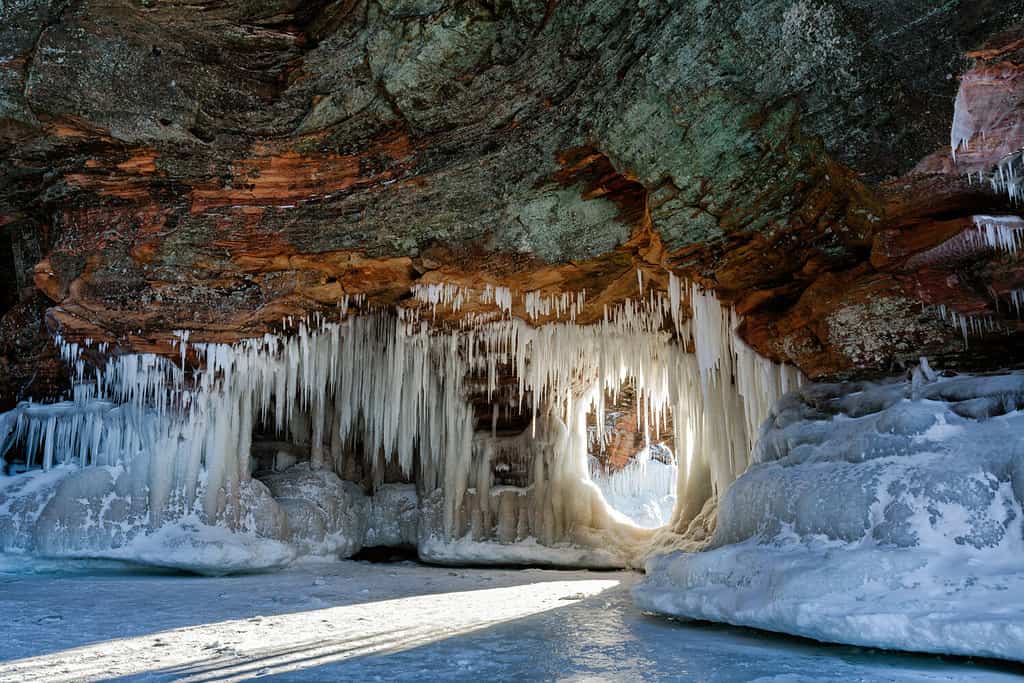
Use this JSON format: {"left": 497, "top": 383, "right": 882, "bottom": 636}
{"left": 419, "top": 535, "right": 625, "bottom": 569}
{"left": 0, "top": 465, "right": 71, "bottom": 552}
{"left": 0, "top": 561, "right": 1019, "bottom": 682}
{"left": 364, "top": 483, "right": 419, "bottom": 547}
{"left": 260, "top": 464, "right": 369, "bottom": 557}
{"left": 0, "top": 464, "right": 295, "bottom": 575}
{"left": 100, "top": 518, "right": 296, "bottom": 575}
{"left": 636, "top": 369, "right": 1024, "bottom": 662}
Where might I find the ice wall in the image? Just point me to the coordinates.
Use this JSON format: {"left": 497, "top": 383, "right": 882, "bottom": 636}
{"left": 636, "top": 365, "right": 1024, "bottom": 662}
{"left": 0, "top": 277, "right": 801, "bottom": 571}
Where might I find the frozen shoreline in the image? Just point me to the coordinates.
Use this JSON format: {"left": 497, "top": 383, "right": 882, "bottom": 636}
{"left": 637, "top": 371, "right": 1024, "bottom": 664}
{"left": 0, "top": 559, "right": 1019, "bottom": 682}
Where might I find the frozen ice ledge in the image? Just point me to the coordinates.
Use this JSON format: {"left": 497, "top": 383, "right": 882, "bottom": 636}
{"left": 636, "top": 365, "right": 1024, "bottom": 663}
{"left": 0, "top": 280, "right": 801, "bottom": 575}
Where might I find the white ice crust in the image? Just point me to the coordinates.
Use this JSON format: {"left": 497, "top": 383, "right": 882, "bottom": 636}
{"left": 636, "top": 369, "right": 1024, "bottom": 662}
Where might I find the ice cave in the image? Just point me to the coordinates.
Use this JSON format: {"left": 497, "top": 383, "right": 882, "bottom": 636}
{"left": 2, "top": 2, "right": 1024, "bottom": 681}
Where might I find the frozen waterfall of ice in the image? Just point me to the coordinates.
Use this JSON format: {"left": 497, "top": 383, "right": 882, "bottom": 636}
{"left": 0, "top": 277, "right": 800, "bottom": 573}
{"left": 635, "top": 366, "right": 1024, "bottom": 663}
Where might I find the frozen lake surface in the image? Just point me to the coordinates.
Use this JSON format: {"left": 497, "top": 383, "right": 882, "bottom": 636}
{"left": 0, "top": 558, "right": 1018, "bottom": 682}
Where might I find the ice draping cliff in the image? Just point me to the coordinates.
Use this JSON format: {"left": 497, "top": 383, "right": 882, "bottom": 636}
{"left": 0, "top": 278, "right": 800, "bottom": 571}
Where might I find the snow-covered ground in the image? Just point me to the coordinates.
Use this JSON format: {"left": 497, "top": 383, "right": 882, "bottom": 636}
{"left": 0, "top": 559, "right": 1019, "bottom": 682}
{"left": 637, "top": 370, "right": 1024, "bottom": 663}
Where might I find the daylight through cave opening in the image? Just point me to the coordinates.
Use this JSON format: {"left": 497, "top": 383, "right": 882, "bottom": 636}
{"left": 0, "top": 276, "right": 801, "bottom": 570}
{"left": 586, "top": 377, "right": 678, "bottom": 530}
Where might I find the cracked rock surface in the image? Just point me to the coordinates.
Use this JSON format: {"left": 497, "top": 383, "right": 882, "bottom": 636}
{"left": 1, "top": 1, "right": 1023, "bottom": 405}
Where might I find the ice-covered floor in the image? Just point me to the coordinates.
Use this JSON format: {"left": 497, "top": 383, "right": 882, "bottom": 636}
{"left": 0, "top": 559, "right": 1018, "bottom": 682}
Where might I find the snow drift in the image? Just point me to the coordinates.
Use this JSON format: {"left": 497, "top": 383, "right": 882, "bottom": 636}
{"left": 0, "top": 463, "right": 296, "bottom": 575}
{"left": 635, "top": 366, "right": 1024, "bottom": 662}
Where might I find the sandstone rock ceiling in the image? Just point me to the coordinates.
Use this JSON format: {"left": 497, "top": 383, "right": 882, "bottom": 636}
{"left": 1, "top": 0, "right": 1023, "bottom": 407}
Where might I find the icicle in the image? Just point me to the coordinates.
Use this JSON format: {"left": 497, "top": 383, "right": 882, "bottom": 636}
{"left": 932, "top": 303, "right": 1000, "bottom": 347}
{"left": 969, "top": 215, "right": 1024, "bottom": 255}
{"left": 992, "top": 151, "right": 1024, "bottom": 203}
{"left": 5, "top": 272, "right": 806, "bottom": 565}
{"left": 1010, "top": 288, "right": 1024, "bottom": 317}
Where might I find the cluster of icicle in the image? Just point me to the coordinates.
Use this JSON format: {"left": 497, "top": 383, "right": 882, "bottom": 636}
{"left": 969, "top": 216, "right": 1024, "bottom": 256}
{"left": 933, "top": 304, "right": 1000, "bottom": 347}
{"left": 1, "top": 335, "right": 187, "bottom": 474}
{"left": 1009, "top": 289, "right": 1024, "bottom": 317}
{"left": 950, "top": 70, "right": 1024, "bottom": 203}
{"left": 993, "top": 151, "right": 1023, "bottom": 203}
{"left": 412, "top": 282, "right": 587, "bottom": 322}
{"left": 1, "top": 273, "right": 802, "bottom": 561}
{"left": 924, "top": 216, "right": 1024, "bottom": 344}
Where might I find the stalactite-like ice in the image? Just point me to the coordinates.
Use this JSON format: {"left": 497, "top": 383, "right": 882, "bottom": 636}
{"left": 933, "top": 304, "right": 1000, "bottom": 346}
{"left": 1010, "top": 288, "right": 1024, "bottom": 317}
{"left": 969, "top": 215, "right": 1024, "bottom": 255}
{"left": 0, "top": 275, "right": 802, "bottom": 571}
{"left": 993, "top": 151, "right": 1023, "bottom": 203}
{"left": 949, "top": 64, "right": 1023, "bottom": 203}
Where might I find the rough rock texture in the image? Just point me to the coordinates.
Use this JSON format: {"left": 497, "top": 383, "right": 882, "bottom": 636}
{"left": 2, "top": 1, "right": 1024, "bottom": 403}
{"left": 364, "top": 483, "right": 419, "bottom": 548}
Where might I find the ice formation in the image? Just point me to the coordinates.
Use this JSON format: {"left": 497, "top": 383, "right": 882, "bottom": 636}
{"left": 590, "top": 445, "right": 677, "bottom": 528}
{"left": 968, "top": 215, "right": 1024, "bottom": 255}
{"left": 917, "top": 215, "right": 1024, "bottom": 344}
{"left": 932, "top": 304, "right": 1000, "bottom": 346}
{"left": 636, "top": 365, "right": 1024, "bottom": 662}
{"left": 950, "top": 76, "right": 1023, "bottom": 166}
{"left": 949, "top": 63, "right": 1024, "bottom": 202}
{"left": 411, "top": 281, "right": 586, "bottom": 321}
{"left": 0, "top": 274, "right": 801, "bottom": 571}
{"left": 1010, "top": 288, "right": 1024, "bottom": 317}
{"left": 993, "top": 150, "right": 1023, "bottom": 203}
{"left": 912, "top": 214, "right": 1024, "bottom": 345}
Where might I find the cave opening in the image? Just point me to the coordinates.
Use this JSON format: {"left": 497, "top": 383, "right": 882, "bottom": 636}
{"left": 0, "top": 278, "right": 802, "bottom": 573}
{"left": 350, "top": 545, "right": 420, "bottom": 564}
{"left": 586, "top": 379, "right": 678, "bottom": 530}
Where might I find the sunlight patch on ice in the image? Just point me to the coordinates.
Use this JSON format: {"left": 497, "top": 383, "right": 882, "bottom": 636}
{"left": 0, "top": 578, "right": 619, "bottom": 683}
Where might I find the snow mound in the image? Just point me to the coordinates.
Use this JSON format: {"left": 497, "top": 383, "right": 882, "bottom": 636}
{"left": 0, "top": 465, "right": 72, "bottom": 551}
{"left": 1, "top": 463, "right": 295, "bottom": 575}
{"left": 103, "top": 518, "right": 296, "bottom": 575}
{"left": 636, "top": 369, "right": 1024, "bottom": 662}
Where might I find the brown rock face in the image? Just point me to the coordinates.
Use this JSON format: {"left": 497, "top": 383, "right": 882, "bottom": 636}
{"left": 740, "top": 26, "right": 1024, "bottom": 379}
{"left": 949, "top": 28, "right": 1024, "bottom": 176}
{"left": 1, "top": 2, "right": 1024, "bottom": 403}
